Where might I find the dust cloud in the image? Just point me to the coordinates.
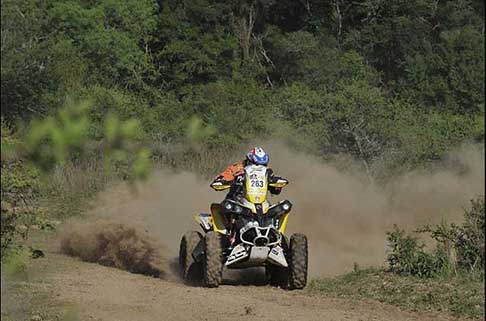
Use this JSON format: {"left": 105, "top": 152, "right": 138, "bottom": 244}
{"left": 60, "top": 221, "right": 168, "bottom": 278}
{"left": 61, "top": 143, "right": 484, "bottom": 278}
{"left": 269, "top": 143, "right": 484, "bottom": 275}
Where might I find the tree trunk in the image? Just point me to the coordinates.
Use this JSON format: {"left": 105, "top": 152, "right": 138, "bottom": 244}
{"left": 233, "top": 4, "right": 256, "bottom": 62}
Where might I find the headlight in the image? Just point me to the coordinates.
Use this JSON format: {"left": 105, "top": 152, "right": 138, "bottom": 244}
{"left": 234, "top": 205, "right": 242, "bottom": 213}
{"left": 282, "top": 203, "right": 290, "bottom": 211}
{"left": 225, "top": 203, "right": 232, "bottom": 210}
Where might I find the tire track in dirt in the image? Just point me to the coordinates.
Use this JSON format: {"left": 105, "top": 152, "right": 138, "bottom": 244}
{"left": 45, "top": 249, "right": 454, "bottom": 321}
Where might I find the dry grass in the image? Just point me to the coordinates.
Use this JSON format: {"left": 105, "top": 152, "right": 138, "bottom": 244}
{"left": 309, "top": 268, "right": 485, "bottom": 320}
{"left": 41, "top": 158, "right": 114, "bottom": 219}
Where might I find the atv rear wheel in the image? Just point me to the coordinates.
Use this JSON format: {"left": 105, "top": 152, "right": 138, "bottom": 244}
{"left": 179, "top": 231, "right": 203, "bottom": 283}
{"left": 288, "top": 233, "right": 308, "bottom": 290}
{"left": 203, "top": 231, "right": 223, "bottom": 287}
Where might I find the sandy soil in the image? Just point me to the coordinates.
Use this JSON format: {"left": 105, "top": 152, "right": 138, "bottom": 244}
{"left": 32, "top": 247, "right": 453, "bottom": 321}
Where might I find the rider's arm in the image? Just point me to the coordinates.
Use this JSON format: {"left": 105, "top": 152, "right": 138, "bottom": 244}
{"left": 210, "top": 162, "right": 244, "bottom": 189}
{"left": 267, "top": 168, "right": 288, "bottom": 195}
{"left": 269, "top": 186, "right": 282, "bottom": 195}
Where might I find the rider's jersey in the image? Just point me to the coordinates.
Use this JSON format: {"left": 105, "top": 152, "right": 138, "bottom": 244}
{"left": 212, "top": 161, "right": 284, "bottom": 198}
{"left": 214, "top": 161, "right": 245, "bottom": 183}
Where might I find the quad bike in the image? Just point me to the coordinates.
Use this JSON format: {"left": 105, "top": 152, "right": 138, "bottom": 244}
{"left": 179, "top": 164, "right": 308, "bottom": 289}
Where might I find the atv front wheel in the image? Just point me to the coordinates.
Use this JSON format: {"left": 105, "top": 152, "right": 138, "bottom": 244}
{"left": 203, "top": 231, "right": 223, "bottom": 287}
{"left": 179, "top": 231, "right": 203, "bottom": 283}
{"left": 267, "top": 264, "right": 288, "bottom": 288}
{"left": 288, "top": 233, "right": 308, "bottom": 290}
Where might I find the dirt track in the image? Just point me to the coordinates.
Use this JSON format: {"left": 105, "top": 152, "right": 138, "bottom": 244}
{"left": 37, "top": 151, "right": 483, "bottom": 321}
{"left": 35, "top": 247, "right": 453, "bottom": 321}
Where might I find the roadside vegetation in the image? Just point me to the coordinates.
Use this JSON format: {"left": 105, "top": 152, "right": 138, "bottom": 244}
{"left": 2, "top": 0, "right": 484, "bottom": 256}
{"left": 309, "top": 196, "right": 485, "bottom": 320}
{"left": 1, "top": 0, "right": 484, "bottom": 319}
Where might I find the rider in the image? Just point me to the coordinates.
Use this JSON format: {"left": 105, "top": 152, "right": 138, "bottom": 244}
{"left": 210, "top": 147, "right": 285, "bottom": 200}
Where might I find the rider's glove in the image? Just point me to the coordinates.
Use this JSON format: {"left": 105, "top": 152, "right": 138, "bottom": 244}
{"left": 235, "top": 174, "right": 244, "bottom": 184}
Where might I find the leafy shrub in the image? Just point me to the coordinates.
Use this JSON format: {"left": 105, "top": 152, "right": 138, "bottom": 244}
{"left": 1, "top": 123, "right": 41, "bottom": 258}
{"left": 387, "top": 226, "right": 450, "bottom": 278}
{"left": 19, "top": 100, "right": 152, "bottom": 182}
{"left": 419, "top": 196, "right": 485, "bottom": 273}
{"left": 458, "top": 196, "right": 485, "bottom": 271}
{"left": 387, "top": 196, "right": 485, "bottom": 278}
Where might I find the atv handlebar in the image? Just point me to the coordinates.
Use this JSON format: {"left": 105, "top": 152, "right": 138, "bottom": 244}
{"left": 210, "top": 175, "right": 288, "bottom": 191}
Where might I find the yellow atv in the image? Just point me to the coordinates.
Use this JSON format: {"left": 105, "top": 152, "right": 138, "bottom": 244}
{"left": 179, "top": 164, "right": 308, "bottom": 289}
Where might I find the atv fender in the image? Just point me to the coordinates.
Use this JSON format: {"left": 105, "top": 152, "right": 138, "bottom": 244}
{"left": 192, "top": 238, "right": 205, "bottom": 263}
{"left": 210, "top": 203, "right": 228, "bottom": 234}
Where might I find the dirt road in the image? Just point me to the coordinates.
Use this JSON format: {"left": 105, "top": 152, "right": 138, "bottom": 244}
{"left": 25, "top": 159, "right": 481, "bottom": 321}
{"left": 31, "top": 246, "right": 451, "bottom": 321}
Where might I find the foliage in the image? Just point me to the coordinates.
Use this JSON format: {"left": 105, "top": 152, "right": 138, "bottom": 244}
{"left": 182, "top": 78, "right": 273, "bottom": 147}
{"left": 387, "top": 196, "right": 485, "bottom": 278}
{"left": 1, "top": 0, "right": 484, "bottom": 261}
{"left": 23, "top": 103, "right": 90, "bottom": 172}
{"left": 1, "top": 0, "right": 483, "bottom": 176}
{"left": 418, "top": 196, "right": 485, "bottom": 273}
{"left": 18, "top": 100, "right": 152, "bottom": 182}
{"left": 459, "top": 196, "right": 485, "bottom": 271}
{"left": 386, "top": 226, "right": 451, "bottom": 278}
{"left": 1, "top": 0, "right": 49, "bottom": 119}
{"left": 1, "top": 122, "right": 42, "bottom": 258}
{"left": 185, "top": 116, "right": 216, "bottom": 148}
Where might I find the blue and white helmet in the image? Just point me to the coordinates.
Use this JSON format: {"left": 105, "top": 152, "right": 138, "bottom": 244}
{"left": 247, "top": 147, "right": 269, "bottom": 165}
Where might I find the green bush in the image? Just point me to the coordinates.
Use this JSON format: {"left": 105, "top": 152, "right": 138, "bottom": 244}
{"left": 420, "top": 196, "right": 485, "bottom": 273}
{"left": 458, "top": 196, "right": 485, "bottom": 271}
{"left": 387, "top": 196, "right": 485, "bottom": 278}
{"left": 1, "top": 123, "right": 41, "bottom": 259}
{"left": 387, "top": 226, "right": 450, "bottom": 278}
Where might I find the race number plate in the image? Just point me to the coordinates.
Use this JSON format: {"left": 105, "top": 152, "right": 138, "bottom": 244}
{"left": 245, "top": 165, "right": 267, "bottom": 204}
